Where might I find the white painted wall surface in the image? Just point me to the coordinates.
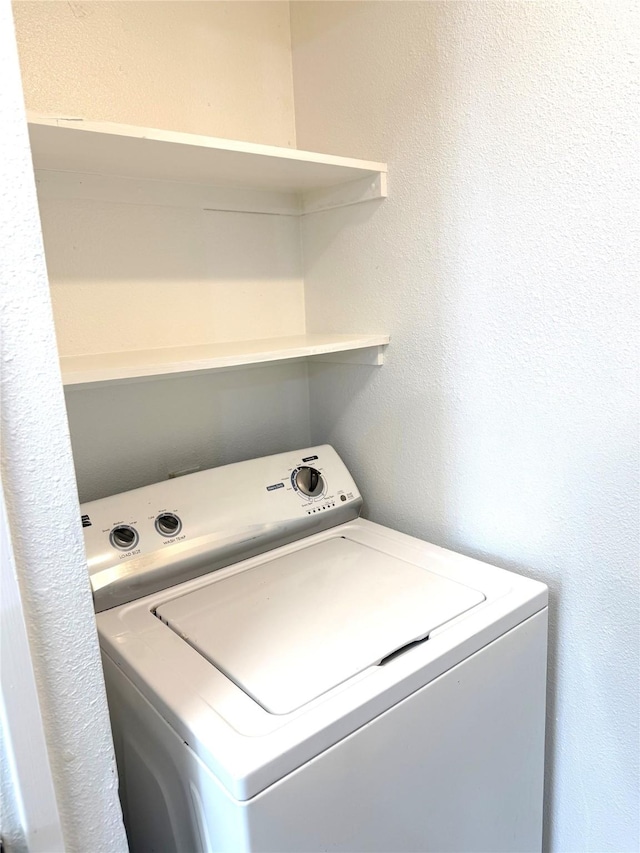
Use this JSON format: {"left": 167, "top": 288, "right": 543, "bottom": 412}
{"left": 0, "top": 1, "right": 127, "bottom": 849}
{"left": 12, "top": 0, "right": 296, "bottom": 146}
{"left": 13, "top": 0, "right": 310, "bottom": 502}
{"left": 291, "top": 3, "right": 639, "bottom": 851}
{"left": 40, "top": 201, "right": 305, "bottom": 357}
{"left": 66, "top": 364, "right": 311, "bottom": 503}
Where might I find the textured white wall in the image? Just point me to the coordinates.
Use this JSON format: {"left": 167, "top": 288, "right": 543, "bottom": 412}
{"left": 14, "top": 0, "right": 310, "bottom": 502}
{"left": 12, "top": 0, "right": 296, "bottom": 146}
{"left": 291, "top": 3, "right": 639, "bottom": 851}
{"left": 0, "top": 1, "right": 127, "bottom": 849}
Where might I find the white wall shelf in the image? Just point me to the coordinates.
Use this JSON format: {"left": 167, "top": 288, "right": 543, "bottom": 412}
{"left": 28, "top": 115, "right": 387, "bottom": 215}
{"left": 61, "top": 334, "right": 390, "bottom": 388}
{"left": 30, "top": 116, "right": 389, "bottom": 390}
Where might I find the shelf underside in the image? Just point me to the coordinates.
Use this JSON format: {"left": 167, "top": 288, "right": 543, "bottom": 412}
{"left": 61, "top": 334, "right": 390, "bottom": 388}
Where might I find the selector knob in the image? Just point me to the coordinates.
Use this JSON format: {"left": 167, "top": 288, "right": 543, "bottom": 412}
{"left": 293, "top": 466, "right": 325, "bottom": 498}
{"left": 155, "top": 513, "right": 182, "bottom": 537}
{"left": 109, "top": 524, "right": 139, "bottom": 551}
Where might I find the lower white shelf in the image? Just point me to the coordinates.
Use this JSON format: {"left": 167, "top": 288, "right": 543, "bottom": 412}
{"left": 60, "top": 334, "right": 390, "bottom": 388}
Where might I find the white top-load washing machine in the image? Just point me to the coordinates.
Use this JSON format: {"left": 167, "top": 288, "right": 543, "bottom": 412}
{"left": 83, "top": 446, "right": 548, "bottom": 853}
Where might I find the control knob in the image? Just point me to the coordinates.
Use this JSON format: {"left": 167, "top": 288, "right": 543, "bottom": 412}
{"left": 155, "top": 512, "right": 182, "bottom": 537}
{"left": 109, "top": 524, "right": 139, "bottom": 551}
{"left": 293, "top": 466, "right": 325, "bottom": 498}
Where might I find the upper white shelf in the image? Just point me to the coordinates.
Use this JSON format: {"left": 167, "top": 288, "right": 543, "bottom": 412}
{"left": 61, "top": 334, "right": 390, "bottom": 388}
{"left": 27, "top": 115, "right": 387, "bottom": 214}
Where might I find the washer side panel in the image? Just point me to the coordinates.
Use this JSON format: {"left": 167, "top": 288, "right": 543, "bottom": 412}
{"left": 102, "top": 654, "right": 251, "bottom": 853}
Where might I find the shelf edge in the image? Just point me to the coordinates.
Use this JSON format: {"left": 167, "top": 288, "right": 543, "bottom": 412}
{"left": 28, "top": 114, "right": 388, "bottom": 176}
{"left": 61, "top": 337, "right": 390, "bottom": 388}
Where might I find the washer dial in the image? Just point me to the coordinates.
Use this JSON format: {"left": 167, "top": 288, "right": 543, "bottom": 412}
{"left": 155, "top": 513, "right": 182, "bottom": 537}
{"left": 109, "top": 524, "right": 139, "bottom": 551}
{"left": 292, "top": 466, "right": 325, "bottom": 498}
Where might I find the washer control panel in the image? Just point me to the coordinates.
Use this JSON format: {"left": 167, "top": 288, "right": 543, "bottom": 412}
{"left": 82, "top": 445, "right": 362, "bottom": 612}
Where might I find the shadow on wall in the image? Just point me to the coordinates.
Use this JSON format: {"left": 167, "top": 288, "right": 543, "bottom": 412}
{"left": 65, "top": 362, "right": 313, "bottom": 504}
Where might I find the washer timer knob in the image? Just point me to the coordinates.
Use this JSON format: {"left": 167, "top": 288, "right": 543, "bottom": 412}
{"left": 293, "top": 466, "right": 325, "bottom": 498}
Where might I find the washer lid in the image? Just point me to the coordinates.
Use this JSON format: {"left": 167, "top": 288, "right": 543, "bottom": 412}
{"left": 154, "top": 536, "right": 485, "bottom": 714}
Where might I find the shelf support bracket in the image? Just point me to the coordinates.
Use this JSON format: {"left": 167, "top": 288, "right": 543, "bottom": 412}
{"left": 301, "top": 173, "right": 387, "bottom": 215}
